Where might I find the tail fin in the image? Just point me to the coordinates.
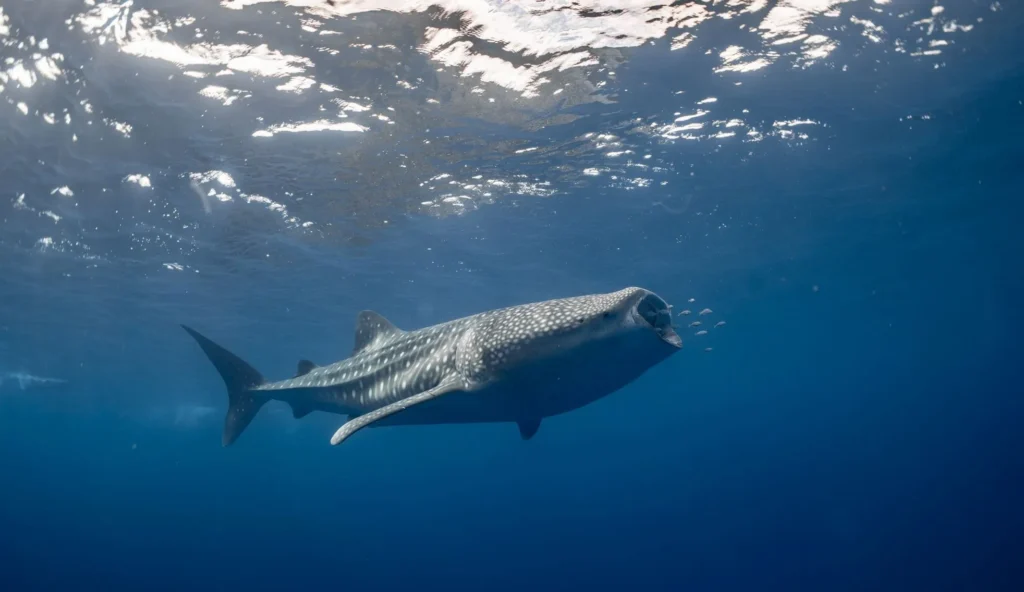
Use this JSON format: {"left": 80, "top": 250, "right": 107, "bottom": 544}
{"left": 181, "top": 325, "right": 267, "bottom": 446}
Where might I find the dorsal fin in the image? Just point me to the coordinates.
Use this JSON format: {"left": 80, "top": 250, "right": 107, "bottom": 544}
{"left": 295, "top": 359, "right": 317, "bottom": 377}
{"left": 353, "top": 310, "right": 402, "bottom": 355}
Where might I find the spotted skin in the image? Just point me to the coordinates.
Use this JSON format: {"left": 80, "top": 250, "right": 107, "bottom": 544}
{"left": 256, "top": 315, "right": 465, "bottom": 412}
{"left": 184, "top": 286, "right": 682, "bottom": 446}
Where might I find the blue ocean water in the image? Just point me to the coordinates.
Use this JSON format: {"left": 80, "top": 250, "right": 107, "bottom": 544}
{"left": 1, "top": 0, "right": 1023, "bottom": 590}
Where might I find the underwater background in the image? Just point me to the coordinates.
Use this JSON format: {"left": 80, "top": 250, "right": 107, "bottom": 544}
{"left": 1, "top": 0, "right": 1022, "bottom": 590}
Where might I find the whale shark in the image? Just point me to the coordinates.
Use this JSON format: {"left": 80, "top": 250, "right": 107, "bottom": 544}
{"left": 183, "top": 286, "right": 681, "bottom": 447}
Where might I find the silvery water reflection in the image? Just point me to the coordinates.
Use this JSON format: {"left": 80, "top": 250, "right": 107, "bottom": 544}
{"left": 0, "top": 0, "right": 996, "bottom": 266}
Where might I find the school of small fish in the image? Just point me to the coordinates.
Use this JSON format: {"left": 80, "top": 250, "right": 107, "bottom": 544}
{"left": 675, "top": 297, "right": 726, "bottom": 351}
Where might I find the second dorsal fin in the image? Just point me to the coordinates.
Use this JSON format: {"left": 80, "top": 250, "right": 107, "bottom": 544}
{"left": 295, "top": 359, "right": 317, "bottom": 377}
{"left": 353, "top": 310, "right": 403, "bottom": 355}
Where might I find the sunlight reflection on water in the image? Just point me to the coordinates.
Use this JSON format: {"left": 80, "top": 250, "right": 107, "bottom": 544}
{"left": 0, "top": 0, "right": 1001, "bottom": 269}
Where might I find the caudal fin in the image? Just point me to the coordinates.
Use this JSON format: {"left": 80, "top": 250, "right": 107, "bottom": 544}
{"left": 181, "top": 325, "right": 267, "bottom": 446}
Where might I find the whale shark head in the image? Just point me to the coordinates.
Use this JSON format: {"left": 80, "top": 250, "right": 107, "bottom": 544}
{"left": 463, "top": 287, "right": 682, "bottom": 386}
{"left": 551, "top": 286, "right": 682, "bottom": 351}
{"left": 448, "top": 286, "right": 683, "bottom": 422}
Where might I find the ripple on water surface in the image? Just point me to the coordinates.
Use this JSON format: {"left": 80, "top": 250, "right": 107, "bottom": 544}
{"left": 0, "top": 0, "right": 998, "bottom": 272}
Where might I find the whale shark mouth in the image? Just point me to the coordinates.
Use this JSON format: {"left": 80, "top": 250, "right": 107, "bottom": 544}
{"left": 636, "top": 293, "right": 682, "bottom": 348}
{"left": 658, "top": 327, "right": 683, "bottom": 348}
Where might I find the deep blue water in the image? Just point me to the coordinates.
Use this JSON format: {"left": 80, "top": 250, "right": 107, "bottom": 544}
{"left": 2, "top": 0, "right": 1023, "bottom": 590}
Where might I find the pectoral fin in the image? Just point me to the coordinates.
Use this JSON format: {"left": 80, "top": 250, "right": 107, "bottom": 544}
{"left": 329, "top": 378, "right": 464, "bottom": 446}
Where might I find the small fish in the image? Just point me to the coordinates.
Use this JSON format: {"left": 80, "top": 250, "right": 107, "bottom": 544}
{"left": 688, "top": 298, "right": 696, "bottom": 303}
{"left": 689, "top": 321, "right": 701, "bottom": 328}
{"left": 695, "top": 330, "right": 708, "bottom": 336}
{"left": 704, "top": 347, "right": 713, "bottom": 352}
{"left": 714, "top": 321, "right": 726, "bottom": 328}
{"left": 678, "top": 309, "right": 691, "bottom": 316}
{"left": 699, "top": 308, "right": 713, "bottom": 316}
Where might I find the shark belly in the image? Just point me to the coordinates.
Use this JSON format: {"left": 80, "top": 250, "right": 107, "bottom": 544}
{"left": 370, "top": 327, "right": 675, "bottom": 427}
{"left": 528, "top": 329, "right": 676, "bottom": 418}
